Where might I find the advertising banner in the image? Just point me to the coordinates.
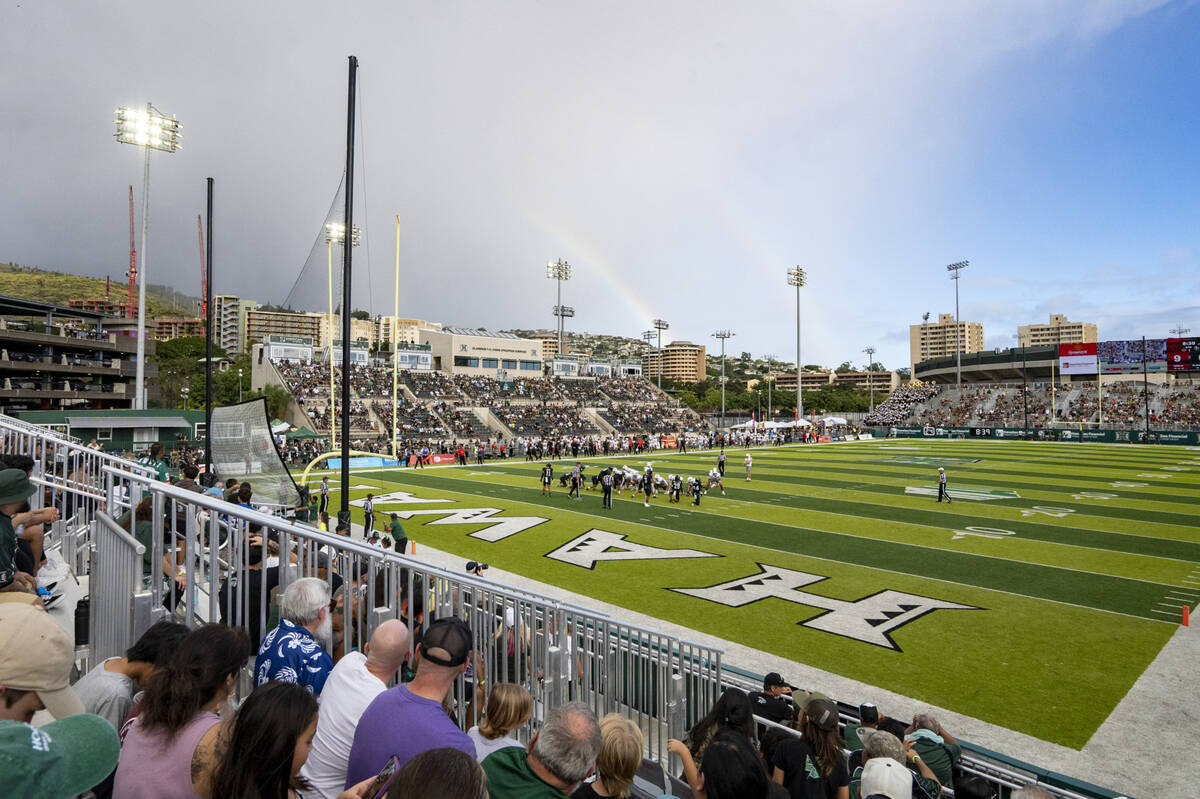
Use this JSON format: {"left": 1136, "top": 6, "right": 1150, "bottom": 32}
{"left": 1058, "top": 343, "right": 1098, "bottom": 375}
{"left": 1166, "top": 337, "right": 1200, "bottom": 372}
{"left": 1098, "top": 339, "right": 1166, "bottom": 374}
{"left": 661, "top": 435, "right": 678, "bottom": 449}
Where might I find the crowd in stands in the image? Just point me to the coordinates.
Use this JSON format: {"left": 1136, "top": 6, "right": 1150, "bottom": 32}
{"left": 493, "top": 404, "right": 600, "bottom": 437}
{"left": 402, "top": 370, "right": 461, "bottom": 400}
{"left": 308, "top": 401, "right": 375, "bottom": 433}
{"left": 1152, "top": 382, "right": 1200, "bottom": 428}
{"left": 864, "top": 384, "right": 941, "bottom": 426}
{"left": 274, "top": 360, "right": 334, "bottom": 398}
{"left": 454, "top": 376, "right": 560, "bottom": 404}
{"left": 596, "top": 377, "right": 662, "bottom": 402}
{"left": 598, "top": 403, "right": 703, "bottom": 434}
{"left": 443, "top": 406, "right": 493, "bottom": 439}
{"left": 371, "top": 401, "right": 449, "bottom": 439}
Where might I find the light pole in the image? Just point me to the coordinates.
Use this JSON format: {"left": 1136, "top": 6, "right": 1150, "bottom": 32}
{"left": 652, "top": 319, "right": 669, "bottom": 389}
{"left": 1170, "top": 325, "right": 1192, "bottom": 338}
{"left": 713, "top": 330, "right": 734, "bottom": 428}
{"left": 325, "top": 222, "right": 360, "bottom": 452}
{"left": 862, "top": 346, "right": 876, "bottom": 413}
{"left": 114, "top": 104, "right": 181, "bottom": 409}
{"left": 787, "top": 267, "right": 806, "bottom": 421}
{"left": 946, "top": 260, "right": 969, "bottom": 389}
{"left": 238, "top": 368, "right": 243, "bottom": 403}
{"left": 546, "top": 259, "right": 572, "bottom": 357}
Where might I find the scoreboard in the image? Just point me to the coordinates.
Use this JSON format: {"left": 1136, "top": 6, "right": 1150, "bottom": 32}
{"left": 1166, "top": 337, "right": 1200, "bottom": 372}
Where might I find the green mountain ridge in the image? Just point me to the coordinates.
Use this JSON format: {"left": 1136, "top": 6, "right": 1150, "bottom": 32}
{"left": 0, "top": 262, "right": 198, "bottom": 319}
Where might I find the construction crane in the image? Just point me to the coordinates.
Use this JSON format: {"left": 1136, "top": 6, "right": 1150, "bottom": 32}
{"left": 126, "top": 186, "right": 138, "bottom": 319}
{"left": 197, "top": 215, "right": 207, "bottom": 318}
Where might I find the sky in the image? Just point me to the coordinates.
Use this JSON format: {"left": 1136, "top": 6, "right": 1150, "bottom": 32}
{"left": 1, "top": 0, "right": 1197, "bottom": 371}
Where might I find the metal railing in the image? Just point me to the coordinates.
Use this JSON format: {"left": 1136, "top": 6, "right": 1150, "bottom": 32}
{"left": 89, "top": 512, "right": 156, "bottom": 665}
{"left": 101, "top": 464, "right": 723, "bottom": 764}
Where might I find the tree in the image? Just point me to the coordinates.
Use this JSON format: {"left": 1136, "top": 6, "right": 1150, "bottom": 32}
{"left": 245, "top": 383, "right": 293, "bottom": 421}
{"left": 867, "top": 361, "right": 885, "bottom": 372}
{"left": 153, "top": 336, "right": 227, "bottom": 410}
{"left": 835, "top": 362, "right": 854, "bottom": 373}
{"left": 350, "top": 309, "right": 370, "bottom": 320}
{"left": 896, "top": 367, "right": 911, "bottom": 379}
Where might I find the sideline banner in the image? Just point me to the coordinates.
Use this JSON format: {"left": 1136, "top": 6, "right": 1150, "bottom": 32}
{"left": 887, "top": 425, "right": 1198, "bottom": 446}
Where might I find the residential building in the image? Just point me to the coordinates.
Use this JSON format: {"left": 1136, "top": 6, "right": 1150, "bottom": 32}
{"left": 152, "top": 317, "right": 205, "bottom": 341}
{"left": 1017, "top": 314, "right": 1097, "bottom": 348}
{"left": 67, "top": 297, "right": 127, "bottom": 316}
{"left": 246, "top": 309, "right": 323, "bottom": 349}
{"left": 378, "top": 317, "right": 442, "bottom": 346}
{"left": 213, "top": 295, "right": 257, "bottom": 355}
{"left": 642, "top": 341, "right": 706, "bottom": 383}
{"left": 909, "top": 313, "right": 984, "bottom": 372}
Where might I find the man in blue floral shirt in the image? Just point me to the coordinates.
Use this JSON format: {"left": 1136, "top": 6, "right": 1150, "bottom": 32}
{"left": 254, "top": 577, "right": 334, "bottom": 697}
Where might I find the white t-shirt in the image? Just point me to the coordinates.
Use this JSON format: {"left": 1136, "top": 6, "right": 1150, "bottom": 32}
{"left": 467, "top": 726, "right": 523, "bottom": 763}
{"left": 299, "top": 652, "right": 388, "bottom": 799}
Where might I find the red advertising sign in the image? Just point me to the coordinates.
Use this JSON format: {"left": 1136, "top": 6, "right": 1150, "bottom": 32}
{"left": 1058, "top": 343, "right": 1097, "bottom": 357}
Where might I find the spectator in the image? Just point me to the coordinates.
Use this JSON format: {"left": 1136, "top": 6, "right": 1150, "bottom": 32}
{"left": 219, "top": 535, "right": 280, "bottom": 646}
{"left": 749, "top": 671, "right": 796, "bottom": 725}
{"left": 72, "top": 620, "right": 188, "bottom": 729}
{"left": 0, "top": 469, "right": 39, "bottom": 602}
{"left": 771, "top": 697, "right": 848, "bottom": 799}
{"left": 679, "top": 686, "right": 755, "bottom": 771}
{"left": 467, "top": 681, "right": 533, "bottom": 763}
{"left": 382, "top": 746, "right": 488, "bottom": 799}
{"left": 302, "top": 620, "right": 411, "bottom": 799}
{"left": 860, "top": 757, "right": 913, "bottom": 799}
{"left": 903, "top": 714, "right": 961, "bottom": 788}
{"left": 0, "top": 602, "right": 85, "bottom": 722}
{"left": 0, "top": 714, "right": 121, "bottom": 799}
{"left": 255, "top": 577, "right": 335, "bottom": 697}
{"left": 572, "top": 713, "right": 643, "bottom": 799}
{"left": 174, "top": 463, "right": 203, "bottom": 493}
{"left": 857, "top": 702, "right": 909, "bottom": 742}
{"left": 850, "top": 730, "right": 940, "bottom": 799}
{"left": 483, "top": 701, "right": 601, "bottom": 799}
{"left": 672, "top": 729, "right": 783, "bottom": 799}
{"left": 389, "top": 513, "right": 408, "bottom": 554}
{"left": 113, "top": 624, "right": 251, "bottom": 799}
{"left": 209, "top": 680, "right": 320, "bottom": 799}
{"left": 345, "top": 617, "right": 476, "bottom": 785}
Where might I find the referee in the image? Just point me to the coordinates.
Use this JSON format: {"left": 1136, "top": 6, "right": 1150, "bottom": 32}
{"left": 601, "top": 467, "right": 613, "bottom": 509}
{"left": 937, "top": 467, "right": 952, "bottom": 504}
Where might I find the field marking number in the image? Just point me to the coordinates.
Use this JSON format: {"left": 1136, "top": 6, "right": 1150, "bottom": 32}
{"left": 1111, "top": 481, "right": 1148, "bottom": 488}
{"left": 1071, "top": 492, "right": 1116, "bottom": 501}
{"left": 1160, "top": 466, "right": 1190, "bottom": 472}
{"left": 953, "top": 526, "right": 1016, "bottom": 541}
{"left": 1021, "top": 506, "right": 1075, "bottom": 518}
{"left": 1136, "top": 473, "right": 1171, "bottom": 479}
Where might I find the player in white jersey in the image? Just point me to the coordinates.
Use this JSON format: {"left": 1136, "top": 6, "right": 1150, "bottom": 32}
{"left": 744, "top": 453, "right": 753, "bottom": 481}
{"left": 707, "top": 467, "right": 725, "bottom": 495}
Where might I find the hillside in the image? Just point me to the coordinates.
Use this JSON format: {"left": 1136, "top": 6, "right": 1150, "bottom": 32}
{"left": 0, "top": 263, "right": 198, "bottom": 318}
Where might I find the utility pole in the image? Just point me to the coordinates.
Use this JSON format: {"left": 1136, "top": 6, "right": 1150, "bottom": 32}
{"left": 946, "top": 261, "right": 969, "bottom": 389}
{"left": 862, "top": 346, "right": 876, "bottom": 413}
{"left": 713, "top": 330, "right": 734, "bottom": 428}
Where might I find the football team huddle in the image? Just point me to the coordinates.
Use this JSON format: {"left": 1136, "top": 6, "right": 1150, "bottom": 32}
{"left": 538, "top": 451, "right": 753, "bottom": 509}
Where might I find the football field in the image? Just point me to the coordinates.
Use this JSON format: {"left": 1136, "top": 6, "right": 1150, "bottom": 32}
{"left": 323, "top": 439, "right": 1200, "bottom": 748}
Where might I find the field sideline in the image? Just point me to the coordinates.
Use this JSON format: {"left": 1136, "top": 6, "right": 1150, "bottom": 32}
{"left": 313, "top": 439, "right": 1199, "bottom": 748}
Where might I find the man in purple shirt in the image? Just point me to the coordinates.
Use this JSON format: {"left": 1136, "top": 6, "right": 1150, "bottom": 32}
{"left": 344, "top": 617, "right": 475, "bottom": 787}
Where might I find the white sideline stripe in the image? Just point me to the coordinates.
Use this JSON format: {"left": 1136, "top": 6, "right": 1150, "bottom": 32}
{"left": 386, "top": 469, "right": 1179, "bottom": 624}
{"left": 1150, "top": 609, "right": 1181, "bottom": 617}
{"left": 1157, "top": 602, "right": 1188, "bottom": 607}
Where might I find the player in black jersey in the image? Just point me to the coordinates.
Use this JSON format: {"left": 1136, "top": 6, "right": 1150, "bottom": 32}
{"left": 541, "top": 462, "right": 553, "bottom": 496}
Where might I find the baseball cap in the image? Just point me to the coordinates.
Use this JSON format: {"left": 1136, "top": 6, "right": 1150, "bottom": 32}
{"left": 0, "top": 468, "right": 36, "bottom": 505}
{"left": 860, "top": 757, "right": 912, "bottom": 799}
{"left": 419, "top": 617, "right": 473, "bottom": 667}
{"left": 763, "top": 671, "right": 792, "bottom": 690}
{"left": 0, "top": 716, "right": 120, "bottom": 799}
{"left": 937, "top": 467, "right": 944, "bottom": 472}
{"left": 859, "top": 703, "right": 880, "bottom": 725}
{"left": 805, "top": 697, "right": 840, "bottom": 731}
{"left": 0, "top": 603, "right": 85, "bottom": 719}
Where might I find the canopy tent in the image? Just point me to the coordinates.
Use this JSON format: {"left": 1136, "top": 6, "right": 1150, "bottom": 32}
{"left": 286, "top": 426, "right": 322, "bottom": 440}
{"left": 271, "top": 419, "right": 292, "bottom": 434}
{"left": 821, "top": 416, "right": 849, "bottom": 426}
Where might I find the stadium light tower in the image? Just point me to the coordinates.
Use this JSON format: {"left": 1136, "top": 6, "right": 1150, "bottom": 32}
{"left": 787, "top": 267, "right": 806, "bottom": 422}
{"left": 546, "top": 259, "right": 572, "bottom": 356}
{"left": 114, "top": 103, "right": 181, "bottom": 409}
{"left": 1170, "top": 324, "right": 1191, "bottom": 337}
{"left": 713, "top": 330, "right": 734, "bottom": 428}
{"left": 325, "top": 222, "right": 360, "bottom": 452}
{"left": 946, "top": 260, "right": 969, "bottom": 389}
{"left": 862, "top": 346, "right": 876, "bottom": 413}
{"left": 652, "top": 319, "right": 669, "bottom": 389}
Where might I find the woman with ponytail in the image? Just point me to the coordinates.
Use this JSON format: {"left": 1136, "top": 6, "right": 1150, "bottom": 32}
{"left": 677, "top": 686, "right": 755, "bottom": 770}
{"left": 113, "top": 624, "right": 251, "bottom": 799}
{"left": 770, "top": 697, "right": 849, "bottom": 799}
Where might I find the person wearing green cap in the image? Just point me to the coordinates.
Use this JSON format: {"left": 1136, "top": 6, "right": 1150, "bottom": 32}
{"left": 0, "top": 468, "right": 39, "bottom": 599}
{"left": 0, "top": 715, "right": 120, "bottom": 799}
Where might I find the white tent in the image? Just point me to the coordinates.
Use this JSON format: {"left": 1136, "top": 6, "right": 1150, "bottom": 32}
{"left": 775, "top": 418, "right": 812, "bottom": 428}
{"left": 821, "top": 416, "right": 848, "bottom": 426}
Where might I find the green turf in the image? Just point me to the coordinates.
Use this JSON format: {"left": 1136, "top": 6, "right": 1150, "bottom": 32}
{"left": 322, "top": 439, "right": 1199, "bottom": 748}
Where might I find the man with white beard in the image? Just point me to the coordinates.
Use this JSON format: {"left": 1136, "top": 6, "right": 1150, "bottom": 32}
{"left": 253, "top": 577, "right": 335, "bottom": 697}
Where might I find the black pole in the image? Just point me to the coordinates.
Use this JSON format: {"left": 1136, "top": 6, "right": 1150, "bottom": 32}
{"left": 1021, "top": 345, "right": 1028, "bottom": 437}
{"left": 203, "top": 178, "right": 214, "bottom": 481}
{"left": 339, "top": 56, "right": 357, "bottom": 529}
{"left": 1142, "top": 336, "right": 1150, "bottom": 443}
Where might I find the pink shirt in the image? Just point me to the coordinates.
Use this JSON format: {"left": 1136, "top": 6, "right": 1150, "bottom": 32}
{"left": 113, "top": 710, "right": 220, "bottom": 799}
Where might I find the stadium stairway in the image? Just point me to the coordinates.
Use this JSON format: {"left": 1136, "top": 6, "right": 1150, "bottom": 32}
{"left": 583, "top": 407, "right": 617, "bottom": 435}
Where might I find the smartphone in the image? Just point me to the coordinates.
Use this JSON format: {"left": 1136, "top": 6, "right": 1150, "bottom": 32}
{"left": 363, "top": 755, "right": 400, "bottom": 799}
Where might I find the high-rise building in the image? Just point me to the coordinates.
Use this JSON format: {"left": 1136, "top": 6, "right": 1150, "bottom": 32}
{"left": 245, "top": 309, "right": 323, "bottom": 349}
{"left": 642, "top": 341, "right": 706, "bottom": 383}
{"left": 1017, "top": 314, "right": 1097, "bottom": 348}
{"left": 909, "top": 313, "right": 984, "bottom": 372}
{"left": 377, "top": 317, "right": 442, "bottom": 347}
{"left": 213, "top": 295, "right": 257, "bottom": 356}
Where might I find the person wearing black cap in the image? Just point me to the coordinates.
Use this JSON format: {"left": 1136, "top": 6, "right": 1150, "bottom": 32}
{"left": 771, "top": 696, "right": 849, "bottom": 799}
{"left": 344, "top": 617, "right": 476, "bottom": 786}
{"left": 748, "top": 672, "right": 796, "bottom": 726}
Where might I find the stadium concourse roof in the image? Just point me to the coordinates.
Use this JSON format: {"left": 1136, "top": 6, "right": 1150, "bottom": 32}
{"left": 0, "top": 294, "right": 109, "bottom": 320}
{"left": 914, "top": 345, "right": 1058, "bottom": 384}
{"left": 16, "top": 409, "right": 204, "bottom": 428}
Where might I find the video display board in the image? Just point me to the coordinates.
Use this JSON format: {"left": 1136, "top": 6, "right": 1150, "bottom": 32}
{"left": 1166, "top": 337, "right": 1200, "bottom": 372}
{"left": 1058, "top": 342, "right": 1098, "bottom": 375}
{"left": 1098, "top": 339, "right": 1166, "bottom": 374}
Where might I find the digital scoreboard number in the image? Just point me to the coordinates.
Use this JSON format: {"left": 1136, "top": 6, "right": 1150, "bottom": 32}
{"left": 1165, "top": 337, "right": 1200, "bottom": 372}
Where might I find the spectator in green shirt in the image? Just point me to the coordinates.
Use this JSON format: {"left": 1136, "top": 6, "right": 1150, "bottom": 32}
{"left": 389, "top": 513, "right": 408, "bottom": 554}
{"left": 903, "top": 713, "right": 962, "bottom": 788}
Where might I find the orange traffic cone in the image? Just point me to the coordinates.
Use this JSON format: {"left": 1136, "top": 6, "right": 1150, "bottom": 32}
{"left": 1184, "top": 605, "right": 1190, "bottom": 627}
